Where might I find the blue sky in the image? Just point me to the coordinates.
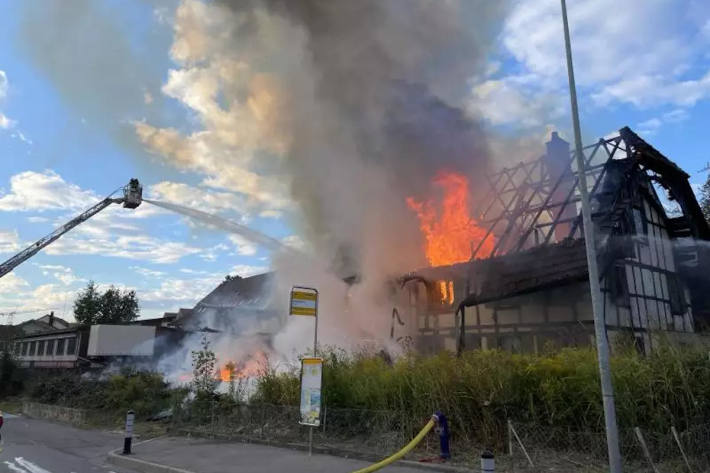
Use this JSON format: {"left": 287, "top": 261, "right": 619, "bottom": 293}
{"left": 0, "top": 0, "right": 709, "bottom": 323}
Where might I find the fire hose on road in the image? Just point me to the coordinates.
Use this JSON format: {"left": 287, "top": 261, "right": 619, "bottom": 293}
{"left": 349, "top": 412, "right": 448, "bottom": 473}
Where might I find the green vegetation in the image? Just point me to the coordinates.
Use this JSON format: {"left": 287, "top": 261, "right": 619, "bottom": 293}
{"left": 27, "top": 370, "right": 176, "bottom": 418}
{"left": 0, "top": 351, "right": 26, "bottom": 397}
{"left": 73, "top": 281, "right": 140, "bottom": 326}
{"left": 253, "top": 344, "right": 710, "bottom": 439}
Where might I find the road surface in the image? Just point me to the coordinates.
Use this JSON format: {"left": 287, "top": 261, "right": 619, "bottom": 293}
{"left": 0, "top": 413, "right": 137, "bottom": 473}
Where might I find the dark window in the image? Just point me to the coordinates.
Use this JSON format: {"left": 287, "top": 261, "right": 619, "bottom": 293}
{"left": 29, "top": 341, "right": 36, "bottom": 356}
{"left": 668, "top": 274, "right": 686, "bottom": 315}
{"left": 38, "top": 340, "right": 45, "bottom": 356}
{"left": 611, "top": 265, "right": 631, "bottom": 308}
{"left": 21, "top": 342, "right": 28, "bottom": 356}
{"left": 66, "top": 337, "right": 77, "bottom": 355}
{"left": 633, "top": 208, "right": 648, "bottom": 235}
{"left": 46, "top": 339, "right": 55, "bottom": 356}
{"left": 14, "top": 343, "right": 20, "bottom": 355}
{"left": 56, "top": 338, "right": 65, "bottom": 355}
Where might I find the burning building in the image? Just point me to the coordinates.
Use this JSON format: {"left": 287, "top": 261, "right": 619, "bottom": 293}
{"left": 390, "top": 127, "right": 710, "bottom": 354}
{"left": 155, "top": 126, "right": 710, "bottom": 362}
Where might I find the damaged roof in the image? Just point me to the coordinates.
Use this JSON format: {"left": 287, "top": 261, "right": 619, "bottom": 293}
{"left": 411, "top": 127, "right": 709, "bottom": 308}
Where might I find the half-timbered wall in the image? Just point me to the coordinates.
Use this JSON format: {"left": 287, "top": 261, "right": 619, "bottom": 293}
{"left": 394, "top": 193, "right": 695, "bottom": 354}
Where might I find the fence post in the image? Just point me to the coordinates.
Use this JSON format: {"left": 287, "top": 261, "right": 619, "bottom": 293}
{"left": 122, "top": 409, "right": 134, "bottom": 455}
{"left": 507, "top": 419, "right": 513, "bottom": 456}
{"left": 322, "top": 406, "right": 327, "bottom": 433}
{"left": 210, "top": 396, "right": 215, "bottom": 437}
{"left": 634, "top": 427, "right": 660, "bottom": 473}
{"left": 670, "top": 426, "right": 693, "bottom": 473}
{"left": 508, "top": 420, "right": 534, "bottom": 467}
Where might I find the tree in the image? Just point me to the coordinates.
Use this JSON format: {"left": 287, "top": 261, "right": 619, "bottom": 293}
{"left": 73, "top": 281, "right": 140, "bottom": 326}
{"left": 701, "top": 173, "right": 710, "bottom": 223}
{"left": 191, "top": 336, "right": 217, "bottom": 397}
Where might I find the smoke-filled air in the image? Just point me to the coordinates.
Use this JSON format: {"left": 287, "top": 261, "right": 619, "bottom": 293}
{"left": 132, "top": 0, "right": 511, "bottom": 377}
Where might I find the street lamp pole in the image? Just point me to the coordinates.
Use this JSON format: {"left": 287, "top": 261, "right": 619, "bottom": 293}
{"left": 559, "top": 1, "right": 623, "bottom": 471}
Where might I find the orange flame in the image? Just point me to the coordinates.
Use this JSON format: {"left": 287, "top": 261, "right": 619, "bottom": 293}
{"left": 218, "top": 351, "right": 268, "bottom": 382}
{"left": 406, "top": 171, "right": 493, "bottom": 266}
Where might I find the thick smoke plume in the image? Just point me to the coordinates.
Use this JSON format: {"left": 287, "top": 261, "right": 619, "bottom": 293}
{"left": 216, "top": 0, "right": 507, "bottom": 278}
{"left": 134, "top": 0, "right": 511, "bottom": 369}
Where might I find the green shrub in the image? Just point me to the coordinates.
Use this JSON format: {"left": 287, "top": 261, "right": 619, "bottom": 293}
{"left": 26, "top": 370, "right": 175, "bottom": 419}
{"left": 0, "top": 351, "right": 26, "bottom": 397}
{"left": 252, "top": 345, "right": 710, "bottom": 440}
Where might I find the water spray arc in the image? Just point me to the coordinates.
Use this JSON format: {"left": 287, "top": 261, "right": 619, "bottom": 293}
{"left": 143, "top": 199, "right": 295, "bottom": 255}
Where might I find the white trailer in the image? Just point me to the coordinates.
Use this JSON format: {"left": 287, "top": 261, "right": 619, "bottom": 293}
{"left": 87, "top": 325, "right": 155, "bottom": 357}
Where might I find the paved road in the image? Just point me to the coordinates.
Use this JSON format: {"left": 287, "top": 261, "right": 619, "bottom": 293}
{"left": 129, "top": 436, "right": 439, "bottom": 473}
{"left": 0, "top": 413, "right": 137, "bottom": 473}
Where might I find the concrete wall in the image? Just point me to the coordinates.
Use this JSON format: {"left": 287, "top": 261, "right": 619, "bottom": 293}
{"left": 22, "top": 401, "right": 86, "bottom": 425}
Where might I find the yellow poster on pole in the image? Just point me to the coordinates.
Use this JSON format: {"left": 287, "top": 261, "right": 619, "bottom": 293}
{"left": 290, "top": 287, "right": 318, "bottom": 317}
{"left": 299, "top": 357, "right": 323, "bottom": 426}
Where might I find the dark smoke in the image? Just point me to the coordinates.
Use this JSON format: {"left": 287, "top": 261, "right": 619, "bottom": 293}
{"left": 217, "top": 0, "right": 509, "bottom": 277}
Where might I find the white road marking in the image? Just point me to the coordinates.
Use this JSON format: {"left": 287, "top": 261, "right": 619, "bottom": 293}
{"left": 3, "top": 461, "right": 30, "bottom": 473}
{"left": 15, "top": 457, "right": 53, "bottom": 473}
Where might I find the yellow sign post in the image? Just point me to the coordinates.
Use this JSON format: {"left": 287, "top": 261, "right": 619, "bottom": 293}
{"left": 289, "top": 286, "right": 320, "bottom": 455}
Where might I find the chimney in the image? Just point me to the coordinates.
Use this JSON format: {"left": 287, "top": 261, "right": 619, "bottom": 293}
{"left": 544, "top": 131, "right": 571, "bottom": 179}
{"left": 544, "top": 131, "right": 576, "bottom": 242}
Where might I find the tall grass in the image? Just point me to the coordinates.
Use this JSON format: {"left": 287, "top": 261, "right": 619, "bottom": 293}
{"left": 253, "top": 344, "right": 710, "bottom": 441}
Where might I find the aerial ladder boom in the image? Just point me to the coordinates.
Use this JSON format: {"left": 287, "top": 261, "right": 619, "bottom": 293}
{"left": 0, "top": 179, "right": 142, "bottom": 279}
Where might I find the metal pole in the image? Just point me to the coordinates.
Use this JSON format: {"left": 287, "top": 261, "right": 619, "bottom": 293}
{"left": 559, "top": 1, "right": 622, "bottom": 471}
{"left": 314, "top": 290, "right": 319, "bottom": 356}
{"left": 309, "top": 290, "right": 319, "bottom": 457}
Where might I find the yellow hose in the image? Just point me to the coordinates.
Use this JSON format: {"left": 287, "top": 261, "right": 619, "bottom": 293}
{"left": 350, "top": 419, "right": 435, "bottom": 473}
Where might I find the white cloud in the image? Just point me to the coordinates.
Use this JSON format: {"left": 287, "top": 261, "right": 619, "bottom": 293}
{"left": 592, "top": 71, "right": 710, "bottom": 108}
{"left": 11, "top": 130, "right": 32, "bottom": 145}
{"left": 281, "top": 234, "right": 308, "bottom": 252}
{"left": 228, "top": 234, "right": 257, "bottom": 256}
{"left": 140, "top": 275, "right": 224, "bottom": 306}
{"left": 0, "top": 283, "right": 77, "bottom": 323}
{"left": 636, "top": 108, "right": 691, "bottom": 136}
{"left": 0, "top": 112, "right": 14, "bottom": 129}
{"left": 0, "top": 70, "right": 7, "bottom": 100}
{"left": 0, "top": 170, "right": 97, "bottom": 212}
{"left": 134, "top": 0, "right": 297, "bottom": 216}
{"left": 0, "top": 70, "right": 15, "bottom": 130}
{"left": 46, "top": 233, "right": 203, "bottom": 264}
{"left": 230, "top": 264, "right": 268, "bottom": 277}
{"left": 0, "top": 272, "right": 29, "bottom": 294}
{"left": 131, "top": 266, "right": 168, "bottom": 278}
{"left": 36, "top": 264, "right": 83, "bottom": 286}
{"left": 149, "top": 181, "right": 250, "bottom": 217}
{"left": 0, "top": 229, "right": 21, "bottom": 253}
{"left": 474, "top": 0, "right": 710, "bottom": 127}
{"left": 637, "top": 118, "right": 662, "bottom": 136}
{"left": 467, "top": 76, "right": 565, "bottom": 128}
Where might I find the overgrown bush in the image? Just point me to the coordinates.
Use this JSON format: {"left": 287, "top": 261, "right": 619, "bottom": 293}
{"left": 0, "top": 351, "right": 26, "bottom": 397}
{"left": 27, "top": 370, "right": 174, "bottom": 418}
{"left": 253, "top": 344, "right": 710, "bottom": 441}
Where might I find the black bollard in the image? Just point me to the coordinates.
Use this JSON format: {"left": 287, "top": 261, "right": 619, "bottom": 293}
{"left": 481, "top": 450, "right": 494, "bottom": 473}
{"left": 122, "top": 409, "right": 135, "bottom": 455}
{"left": 433, "top": 411, "right": 450, "bottom": 460}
